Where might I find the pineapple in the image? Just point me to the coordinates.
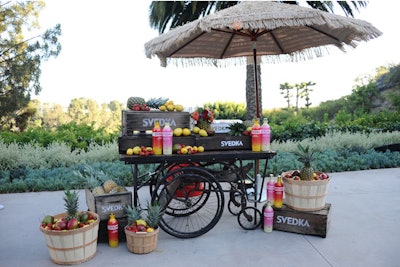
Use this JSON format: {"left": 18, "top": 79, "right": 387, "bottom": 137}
{"left": 86, "top": 173, "right": 105, "bottom": 196}
{"left": 197, "top": 120, "right": 210, "bottom": 130}
{"left": 127, "top": 96, "right": 145, "bottom": 110}
{"left": 110, "top": 186, "right": 127, "bottom": 194}
{"left": 146, "top": 97, "right": 169, "bottom": 109}
{"left": 146, "top": 201, "right": 161, "bottom": 229}
{"left": 73, "top": 165, "right": 107, "bottom": 196}
{"left": 92, "top": 186, "right": 105, "bottom": 196}
{"left": 294, "top": 143, "right": 315, "bottom": 181}
{"left": 228, "top": 122, "right": 246, "bottom": 136}
{"left": 125, "top": 205, "right": 142, "bottom": 226}
{"left": 103, "top": 179, "right": 118, "bottom": 193}
{"left": 64, "top": 190, "right": 79, "bottom": 220}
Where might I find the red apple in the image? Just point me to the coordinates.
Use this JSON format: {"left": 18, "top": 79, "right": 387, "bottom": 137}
{"left": 67, "top": 218, "right": 79, "bottom": 230}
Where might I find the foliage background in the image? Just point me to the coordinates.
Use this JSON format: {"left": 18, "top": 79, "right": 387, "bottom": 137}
{"left": 0, "top": 59, "right": 399, "bottom": 194}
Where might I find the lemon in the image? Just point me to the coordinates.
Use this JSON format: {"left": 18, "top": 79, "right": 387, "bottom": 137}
{"left": 175, "top": 104, "right": 184, "bottom": 112}
{"left": 182, "top": 128, "right": 191, "bottom": 136}
{"left": 159, "top": 105, "right": 166, "bottom": 111}
{"left": 197, "top": 146, "right": 205, "bottom": 153}
{"left": 199, "top": 129, "right": 208, "bottom": 137}
{"left": 126, "top": 148, "right": 134, "bottom": 155}
{"left": 173, "top": 128, "right": 183, "bottom": 136}
{"left": 167, "top": 104, "right": 175, "bottom": 111}
{"left": 192, "top": 126, "right": 200, "bottom": 134}
{"left": 133, "top": 146, "right": 141, "bottom": 155}
{"left": 180, "top": 147, "right": 188, "bottom": 154}
{"left": 165, "top": 100, "right": 174, "bottom": 106}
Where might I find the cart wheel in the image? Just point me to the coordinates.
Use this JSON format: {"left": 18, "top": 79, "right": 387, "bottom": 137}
{"left": 237, "top": 207, "right": 262, "bottom": 230}
{"left": 227, "top": 190, "right": 245, "bottom": 216}
{"left": 149, "top": 163, "right": 184, "bottom": 196}
{"left": 151, "top": 166, "right": 224, "bottom": 238}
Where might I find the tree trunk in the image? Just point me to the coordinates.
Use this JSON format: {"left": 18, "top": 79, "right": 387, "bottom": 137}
{"left": 245, "top": 60, "right": 262, "bottom": 120}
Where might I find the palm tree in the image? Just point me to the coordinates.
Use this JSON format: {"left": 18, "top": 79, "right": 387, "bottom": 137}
{"left": 148, "top": 1, "right": 367, "bottom": 119}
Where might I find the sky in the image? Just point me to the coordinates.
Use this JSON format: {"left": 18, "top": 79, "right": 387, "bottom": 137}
{"left": 34, "top": 1, "right": 400, "bottom": 110}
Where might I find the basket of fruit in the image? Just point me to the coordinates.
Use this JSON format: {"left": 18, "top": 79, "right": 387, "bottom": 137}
{"left": 124, "top": 202, "right": 161, "bottom": 254}
{"left": 282, "top": 144, "right": 330, "bottom": 211}
{"left": 40, "top": 190, "right": 99, "bottom": 265}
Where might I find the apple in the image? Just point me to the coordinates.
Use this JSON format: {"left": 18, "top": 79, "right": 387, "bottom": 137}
{"left": 137, "top": 225, "right": 147, "bottom": 232}
{"left": 319, "top": 172, "right": 329, "bottom": 179}
{"left": 172, "top": 144, "right": 183, "bottom": 153}
{"left": 292, "top": 170, "right": 300, "bottom": 176}
{"left": 67, "top": 218, "right": 79, "bottom": 230}
{"left": 56, "top": 220, "right": 67, "bottom": 230}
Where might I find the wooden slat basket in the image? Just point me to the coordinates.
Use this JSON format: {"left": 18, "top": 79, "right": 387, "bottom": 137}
{"left": 282, "top": 173, "right": 330, "bottom": 211}
{"left": 40, "top": 212, "right": 99, "bottom": 265}
{"left": 125, "top": 227, "right": 159, "bottom": 254}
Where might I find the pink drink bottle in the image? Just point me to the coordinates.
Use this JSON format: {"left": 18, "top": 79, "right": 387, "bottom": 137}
{"left": 261, "top": 118, "right": 271, "bottom": 151}
{"left": 267, "top": 174, "right": 275, "bottom": 204}
{"left": 263, "top": 201, "right": 274, "bottom": 233}
{"left": 162, "top": 122, "right": 173, "bottom": 155}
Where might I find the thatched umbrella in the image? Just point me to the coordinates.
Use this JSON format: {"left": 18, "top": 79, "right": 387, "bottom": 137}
{"left": 145, "top": 1, "right": 382, "bottom": 118}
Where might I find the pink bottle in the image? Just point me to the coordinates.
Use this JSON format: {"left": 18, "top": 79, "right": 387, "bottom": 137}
{"left": 261, "top": 118, "right": 271, "bottom": 151}
{"left": 263, "top": 201, "right": 274, "bottom": 233}
{"left": 162, "top": 122, "right": 173, "bottom": 155}
{"left": 267, "top": 174, "right": 275, "bottom": 204}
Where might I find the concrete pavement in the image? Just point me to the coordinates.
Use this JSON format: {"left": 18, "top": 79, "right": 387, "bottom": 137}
{"left": 0, "top": 168, "right": 399, "bottom": 267}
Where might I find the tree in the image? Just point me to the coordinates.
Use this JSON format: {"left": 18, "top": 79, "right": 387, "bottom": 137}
{"left": 300, "top": 81, "right": 316, "bottom": 109}
{"left": 280, "top": 82, "right": 293, "bottom": 109}
{"left": 0, "top": 1, "right": 61, "bottom": 130}
{"left": 148, "top": 1, "right": 367, "bottom": 118}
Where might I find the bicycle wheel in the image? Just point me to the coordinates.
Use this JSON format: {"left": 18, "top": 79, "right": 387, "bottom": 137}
{"left": 237, "top": 207, "right": 262, "bottom": 230}
{"left": 151, "top": 166, "right": 224, "bottom": 238}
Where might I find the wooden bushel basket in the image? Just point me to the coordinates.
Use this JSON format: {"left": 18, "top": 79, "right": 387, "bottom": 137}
{"left": 125, "top": 227, "right": 159, "bottom": 254}
{"left": 40, "top": 212, "right": 99, "bottom": 265}
{"left": 283, "top": 173, "right": 330, "bottom": 211}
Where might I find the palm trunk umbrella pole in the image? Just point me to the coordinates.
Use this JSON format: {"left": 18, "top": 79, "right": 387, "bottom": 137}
{"left": 252, "top": 40, "right": 261, "bottom": 174}
{"left": 253, "top": 40, "right": 260, "bottom": 119}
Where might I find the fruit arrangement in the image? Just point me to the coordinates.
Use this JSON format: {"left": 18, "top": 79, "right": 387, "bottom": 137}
{"left": 228, "top": 121, "right": 252, "bottom": 136}
{"left": 126, "top": 144, "right": 205, "bottom": 156}
{"left": 127, "top": 96, "right": 151, "bottom": 111}
{"left": 172, "top": 144, "right": 204, "bottom": 154}
{"left": 125, "top": 202, "right": 161, "bottom": 233}
{"left": 126, "top": 146, "right": 155, "bottom": 156}
{"left": 191, "top": 109, "right": 215, "bottom": 136}
{"left": 40, "top": 190, "right": 97, "bottom": 231}
{"left": 127, "top": 97, "right": 185, "bottom": 112}
{"left": 159, "top": 100, "right": 184, "bottom": 112}
{"left": 283, "top": 143, "right": 329, "bottom": 181}
{"left": 73, "top": 165, "right": 126, "bottom": 196}
{"left": 282, "top": 170, "right": 329, "bottom": 181}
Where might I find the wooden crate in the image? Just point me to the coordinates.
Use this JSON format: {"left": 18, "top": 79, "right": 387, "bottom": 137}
{"left": 98, "top": 216, "right": 128, "bottom": 243}
{"left": 195, "top": 134, "right": 251, "bottom": 151}
{"left": 272, "top": 203, "right": 331, "bottom": 238}
{"left": 118, "top": 135, "right": 196, "bottom": 154}
{"left": 85, "top": 189, "right": 132, "bottom": 221}
{"left": 121, "top": 110, "right": 190, "bottom": 135}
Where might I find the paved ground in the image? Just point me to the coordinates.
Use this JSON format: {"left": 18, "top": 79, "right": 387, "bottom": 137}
{"left": 0, "top": 168, "right": 399, "bottom": 267}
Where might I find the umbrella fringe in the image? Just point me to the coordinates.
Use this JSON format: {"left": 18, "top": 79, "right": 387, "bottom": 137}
{"left": 162, "top": 45, "right": 349, "bottom": 68}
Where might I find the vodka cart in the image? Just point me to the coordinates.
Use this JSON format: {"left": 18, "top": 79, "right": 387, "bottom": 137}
{"left": 118, "top": 110, "right": 275, "bottom": 238}
{"left": 119, "top": 150, "right": 276, "bottom": 238}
